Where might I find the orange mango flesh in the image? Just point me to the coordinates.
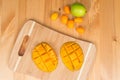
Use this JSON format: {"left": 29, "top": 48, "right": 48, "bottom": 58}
{"left": 32, "top": 42, "right": 58, "bottom": 72}
{"left": 60, "top": 42, "right": 84, "bottom": 71}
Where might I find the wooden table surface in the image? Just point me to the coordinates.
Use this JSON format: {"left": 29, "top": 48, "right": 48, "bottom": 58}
{"left": 0, "top": 0, "right": 120, "bottom": 80}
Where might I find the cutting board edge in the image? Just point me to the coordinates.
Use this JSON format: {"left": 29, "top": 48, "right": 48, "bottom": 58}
{"left": 8, "top": 20, "right": 96, "bottom": 80}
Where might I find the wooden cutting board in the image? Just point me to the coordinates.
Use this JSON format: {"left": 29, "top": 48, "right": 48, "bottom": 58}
{"left": 8, "top": 20, "right": 96, "bottom": 80}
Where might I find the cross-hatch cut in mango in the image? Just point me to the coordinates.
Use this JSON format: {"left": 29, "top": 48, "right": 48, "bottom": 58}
{"left": 32, "top": 42, "right": 58, "bottom": 72}
{"left": 60, "top": 42, "right": 84, "bottom": 71}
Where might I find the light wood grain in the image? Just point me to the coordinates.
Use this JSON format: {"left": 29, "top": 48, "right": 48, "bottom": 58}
{"left": 9, "top": 20, "right": 96, "bottom": 80}
{"left": 0, "top": 0, "right": 120, "bottom": 80}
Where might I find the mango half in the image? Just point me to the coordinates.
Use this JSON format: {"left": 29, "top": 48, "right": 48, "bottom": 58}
{"left": 60, "top": 42, "right": 84, "bottom": 71}
{"left": 32, "top": 42, "right": 58, "bottom": 72}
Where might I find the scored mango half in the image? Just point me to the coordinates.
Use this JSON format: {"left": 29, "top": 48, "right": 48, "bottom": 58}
{"left": 32, "top": 42, "right": 58, "bottom": 72}
{"left": 60, "top": 42, "right": 84, "bottom": 71}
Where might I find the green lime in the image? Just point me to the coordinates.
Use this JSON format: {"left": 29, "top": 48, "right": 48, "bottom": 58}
{"left": 71, "top": 2, "right": 87, "bottom": 17}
